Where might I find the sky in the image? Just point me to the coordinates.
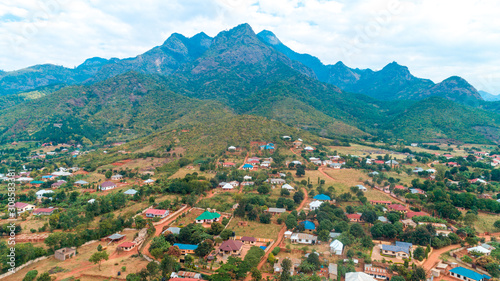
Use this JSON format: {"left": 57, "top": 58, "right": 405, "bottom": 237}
{"left": 0, "top": 0, "right": 499, "bottom": 94}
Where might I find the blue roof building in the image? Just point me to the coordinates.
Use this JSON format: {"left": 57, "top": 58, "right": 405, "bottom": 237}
{"left": 242, "top": 164, "right": 254, "bottom": 170}
{"left": 381, "top": 241, "right": 413, "bottom": 258}
{"left": 313, "top": 194, "right": 331, "bottom": 201}
{"left": 300, "top": 220, "right": 316, "bottom": 230}
{"left": 449, "top": 267, "right": 490, "bottom": 281}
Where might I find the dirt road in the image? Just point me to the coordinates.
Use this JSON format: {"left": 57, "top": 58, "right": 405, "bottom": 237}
{"left": 422, "top": 244, "right": 461, "bottom": 272}
{"left": 318, "top": 167, "right": 335, "bottom": 180}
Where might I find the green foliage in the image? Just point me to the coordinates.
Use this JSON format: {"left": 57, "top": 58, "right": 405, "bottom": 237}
{"left": 23, "top": 270, "right": 38, "bottom": 281}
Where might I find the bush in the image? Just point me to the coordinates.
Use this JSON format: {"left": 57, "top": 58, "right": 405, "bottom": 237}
{"left": 272, "top": 247, "right": 280, "bottom": 255}
{"left": 461, "top": 255, "right": 473, "bottom": 263}
{"left": 23, "top": 270, "right": 38, "bottom": 281}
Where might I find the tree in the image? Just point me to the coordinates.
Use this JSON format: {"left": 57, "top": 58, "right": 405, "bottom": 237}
{"left": 195, "top": 241, "right": 213, "bottom": 257}
{"left": 285, "top": 215, "right": 297, "bottom": 230}
{"left": 105, "top": 170, "right": 112, "bottom": 179}
{"left": 89, "top": 250, "right": 109, "bottom": 270}
{"left": 220, "top": 229, "right": 233, "bottom": 240}
{"left": 36, "top": 273, "right": 51, "bottom": 281}
{"left": 391, "top": 276, "right": 405, "bottom": 281}
{"left": 23, "top": 270, "right": 38, "bottom": 281}
{"left": 251, "top": 267, "right": 262, "bottom": 281}
{"left": 167, "top": 245, "right": 182, "bottom": 257}
{"left": 210, "top": 222, "right": 224, "bottom": 235}
{"left": 280, "top": 258, "right": 292, "bottom": 281}
{"left": 293, "top": 190, "right": 304, "bottom": 204}
{"left": 257, "top": 185, "right": 270, "bottom": 194}
{"left": 318, "top": 230, "right": 330, "bottom": 242}
{"left": 296, "top": 166, "right": 305, "bottom": 177}
{"left": 361, "top": 210, "right": 378, "bottom": 224}
{"left": 349, "top": 223, "right": 365, "bottom": 238}
{"left": 413, "top": 247, "right": 426, "bottom": 261}
{"left": 259, "top": 213, "right": 271, "bottom": 224}
{"left": 494, "top": 220, "right": 500, "bottom": 230}
{"left": 97, "top": 244, "right": 103, "bottom": 251}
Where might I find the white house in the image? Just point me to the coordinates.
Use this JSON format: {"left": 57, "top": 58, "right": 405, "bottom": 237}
{"left": 330, "top": 240, "right": 343, "bottom": 255}
{"left": 467, "top": 246, "right": 491, "bottom": 256}
{"left": 222, "top": 183, "right": 234, "bottom": 190}
{"left": 111, "top": 174, "right": 123, "bottom": 180}
{"left": 357, "top": 185, "right": 367, "bottom": 192}
{"left": 36, "top": 189, "right": 54, "bottom": 200}
{"left": 99, "top": 181, "right": 117, "bottom": 191}
{"left": 243, "top": 175, "right": 252, "bottom": 181}
{"left": 282, "top": 184, "right": 295, "bottom": 190}
{"left": 309, "top": 200, "right": 323, "bottom": 211}
{"left": 290, "top": 233, "right": 317, "bottom": 244}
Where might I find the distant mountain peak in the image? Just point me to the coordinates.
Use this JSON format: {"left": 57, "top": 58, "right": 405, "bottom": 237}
{"left": 257, "top": 30, "right": 281, "bottom": 45}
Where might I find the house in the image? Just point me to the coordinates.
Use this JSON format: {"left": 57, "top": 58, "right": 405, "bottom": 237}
{"left": 290, "top": 233, "right": 317, "bottom": 244}
{"left": 195, "top": 210, "right": 221, "bottom": 224}
{"left": 55, "top": 247, "right": 76, "bottom": 261}
{"left": 470, "top": 178, "right": 487, "bottom": 185}
{"left": 88, "top": 199, "right": 96, "bottom": 204}
{"left": 13, "top": 202, "right": 35, "bottom": 213}
{"left": 243, "top": 175, "right": 252, "bottom": 181}
{"left": 300, "top": 220, "right": 316, "bottom": 231}
{"left": 330, "top": 163, "right": 343, "bottom": 169}
{"left": 443, "top": 154, "right": 453, "bottom": 159}
{"left": 117, "top": 242, "right": 136, "bottom": 251}
{"left": 51, "top": 180, "right": 66, "bottom": 188}
{"left": 346, "top": 272, "right": 377, "bottom": 281}
{"left": 228, "top": 146, "right": 237, "bottom": 151}
{"left": 174, "top": 243, "right": 198, "bottom": 255}
{"left": 401, "top": 219, "right": 417, "bottom": 228}
{"left": 111, "top": 174, "right": 123, "bottom": 180}
{"left": 267, "top": 178, "right": 286, "bottom": 185}
{"left": 124, "top": 189, "right": 138, "bottom": 196}
{"left": 293, "top": 140, "right": 302, "bottom": 148}
{"left": 105, "top": 233, "right": 125, "bottom": 243}
{"left": 308, "top": 200, "right": 323, "bottom": 211}
{"left": 413, "top": 167, "right": 425, "bottom": 173}
{"left": 467, "top": 245, "right": 491, "bottom": 256}
{"left": 364, "top": 264, "right": 390, "bottom": 280}
{"left": 409, "top": 188, "right": 426, "bottom": 195}
{"left": 222, "top": 183, "right": 234, "bottom": 190}
{"left": 36, "top": 189, "right": 54, "bottom": 200}
{"left": 380, "top": 241, "right": 412, "bottom": 259}
{"left": 241, "top": 181, "right": 254, "bottom": 186}
{"left": 223, "top": 162, "right": 235, "bottom": 167}
{"left": 393, "top": 185, "right": 407, "bottom": 191}
{"left": 229, "top": 181, "right": 239, "bottom": 187}
{"left": 99, "top": 181, "right": 117, "bottom": 191}
{"left": 330, "top": 240, "right": 343, "bottom": 255}
{"left": 406, "top": 211, "right": 429, "bottom": 219}
{"left": 304, "top": 146, "right": 315, "bottom": 152}
{"left": 387, "top": 204, "right": 408, "bottom": 213}
{"left": 378, "top": 216, "right": 389, "bottom": 223}
{"left": 449, "top": 267, "right": 490, "bottom": 281}
{"left": 347, "top": 213, "right": 362, "bottom": 222}
{"left": 33, "top": 208, "right": 57, "bottom": 216}
{"left": 162, "top": 227, "right": 181, "bottom": 235}
{"left": 370, "top": 200, "right": 392, "bottom": 206}
{"left": 140, "top": 179, "right": 154, "bottom": 185}
{"left": 171, "top": 271, "right": 202, "bottom": 279}
{"left": 329, "top": 263, "right": 338, "bottom": 280}
{"left": 30, "top": 180, "right": 44, "bottom": 187}
{"left": 219, "top": 240, "right": 244, "bottom": 256}
{"left": 74, "top": 180, "right": 89, "bottom": 186}
{"left": 241, "top": 236, "right": 256, "bottom": 245}
{"left": 282, "top": 184, "right": 295, "bottom": 190}
{"left": 411, "top": 143, "right": 418, "bottom": 147}
{"left": 145, "top": 209, "right": 169, "bottom": 218}
{"left": 291, "top": 160, "right": 303, "bottom": 166}
{"left": 267, "top": 207, "right": 286, "bottom": 215}
{"left": 385, "top": 160, "right": 399, "bottom": 166}
{"left": 242, "top": 164, "right": 254, "bottom": 170}
{"left": 357, "top": 185, "right": 367, "bottom": 192}
{"left": 447, "top": 162, "right": 459, "bottom": 167}
{"left": 313, "top": 194, "right": 331, "bottom": 201}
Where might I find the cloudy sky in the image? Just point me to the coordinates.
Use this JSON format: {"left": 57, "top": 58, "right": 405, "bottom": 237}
{"left": 1, "top": 0, "right": 499, "bottom": 94}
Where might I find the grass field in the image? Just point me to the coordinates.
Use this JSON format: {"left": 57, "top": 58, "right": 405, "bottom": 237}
{"left": 473, "top": 212, "right": 499, "bottom": 233}
{"left": 169, "top": 167, "right": 215, "bottom": 179}
{"left": 227, "top": 219, "right": 282, "bottom": 239}
{"left": 196, "top": 192, "right": 236, "bottom": 212}
{"left": 329, "top": 144, "right": 407, "bottom": 160}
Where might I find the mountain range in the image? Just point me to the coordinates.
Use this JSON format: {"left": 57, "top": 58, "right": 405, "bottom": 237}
{"left": 0, "top": 23, "right": 499, "bottom": 146}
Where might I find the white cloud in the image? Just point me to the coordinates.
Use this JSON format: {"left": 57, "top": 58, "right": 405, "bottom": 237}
{"left": 0, "top": 0, "right": 499, "bottom": 94}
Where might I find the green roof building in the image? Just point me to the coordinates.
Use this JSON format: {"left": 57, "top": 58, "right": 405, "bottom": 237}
{"left": 196, "top": 210, "right": 221, "bottom": 224}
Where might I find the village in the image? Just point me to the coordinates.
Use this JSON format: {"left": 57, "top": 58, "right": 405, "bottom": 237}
{"left": 0, "top": 137, "right": 500, "bottom": 281}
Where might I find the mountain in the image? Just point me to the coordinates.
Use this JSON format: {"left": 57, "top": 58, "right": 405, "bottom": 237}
{"left": 480, "top": 90, "right": 500, "bottom": 101}
{"left": 258, "top": 30, "right": 484, "bottom": 106}
{"left": 0, "top": 23, "right": 499, "bottom": 145}
{"left": 0, "top": 33, "right": 213, "bottom": 96}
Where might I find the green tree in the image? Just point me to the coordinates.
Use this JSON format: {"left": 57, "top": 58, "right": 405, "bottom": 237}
{"left": 89, "top": 250, "right": 109, "bottom": 270}
{"left": 105, "top": 170, "right": 112, "bottom": 179}
{"left": 36, "top": 273, "right": 51, "bottom": 281}
{"left": 23, "top": 270, "right": 38, "bottom": 281}
{"left": 285, "top": 215, "right": 297, "bottom": 230}
{"left": 220, "top": 229, "right": 233, "bottom": 240}
{"left": 280, "top": 258, "right": 292, "bottom": 281}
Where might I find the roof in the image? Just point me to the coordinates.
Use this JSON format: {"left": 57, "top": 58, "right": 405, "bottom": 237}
{"left": 30, "top": 180, "right": 44, "bottom": 184}
{"left": 388, "top": 204, "right": 407, "bottom": 211}
{"left": 145, "top": 209, "right": 168, "bottom": 216}
{"left": 346, "top": 272, "right": 377, "bottom": 281}
{"left": 169, "top": 278, "right": 201, "bottom": 281}
{"left": 174, "top": 243, "right": 198, "bottom": 250}
{"left": 347, "top": 214, "right": 362, "bottom": 220}
{"left": 330, "top": 232, "right": 341, "bottom": 238}
{"left": 34, "top": 208, "right": 56, "bottom": 214}
{"left": 75, "top": 180, "right": 89, "bottom": 184}
{"left": 449, "top": 267, "right": 490, "bottom": 281}
{"left": 219, "top": 240, "right": 243, "bottom": 251}
{"left": 164, "top": 227, "right": 181, "bottom": 235}
{"left": 330, "top": 239, "right": 343, "bottom": 250}
{"left": 222, "top": 183, "right": 234, "bottom": 189}
{"left": 329, "top": 263, "right": 338, "bottom": 275}
{"left": 406, "top": 211, "right": 429, "bottom": 218}
{"left": 100, "top": 181, "right": 116, "bottom": 188}
{"left": 356, "top": 185, "right": 367, "bottom": 190}
{"left": 14, "top": 202, "right": 31, "bottom": 209}
{"left": 381, "top": 241, "right": 412, "bottom": 254}
{"left": 309, "top": 200, "right": 323, "bottom": 208}
{"left": 124, "top": 189, "right": 138, "bottom": 195}
{"left": 107, "top": 233, "right": 125, "bottom": 240}
{"left": 468, "top": 246, "right": 491, "bottom": 254}
{"left": 118, "top": 242, "right": 136, "bottom": 248}
{"left": 313, "top": 194, "right": 331, "bottom": 201}
{"left": 268, "top": 207, "right": 286, "bottom": 213}
{"left": 300, "top": 220, "right": 316, "bottom": 230}
{"left": 241, "top": 236, "right": 256, "bottom": 242}
{"left": 242, "top": 164, "right": 254, "bottom": 169}
{"left": 282, "top": 184, "right": 294, "bottom": 190}
{"left": 196, "top": 210, "right": 221, "bottom": 221}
